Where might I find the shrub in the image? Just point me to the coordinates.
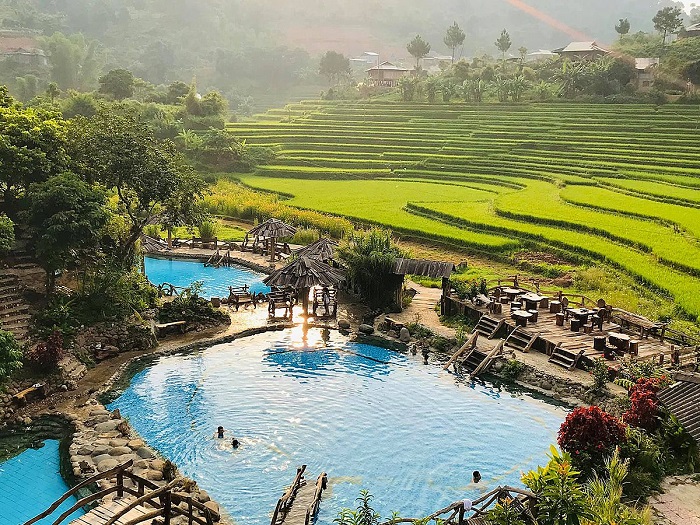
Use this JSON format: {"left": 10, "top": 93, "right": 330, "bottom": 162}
{"left": 485, "top": 498, "right": 526, "bottom": 525}
{"left": 198, "top": 220, "right": 219, "bottom": 240}
{"left": 33, "top": 293, "right": 80, "bottom": 338}
{"left": 0, "top": 214, "right": 14, "bottom": 257}
{"left": 618, "top": 426, "right": 665, "bottom": 500}
{"left": 623, "top": 377, "right": 664, "bottom": 432}
{"left": 660, "top": 413, "right": 699, "bottom": 473}
{"left": 159, "top": 287, "right": 230, "bottom": 327}
{"left": 78, "top": 269, "right": 158, "bottom": 323}
{"left": 0, "top": 330, "right": 23, "bottom": 381}
{"left": 589, "top": 357, "right": 611, "bottom": 392}
{"left": 500, "top": 359, "right": 525, "bottom": 382}
{"left": 558, "top": 406, "right": 627, "bottom": 475}
{"left": 26, "top": 331, "right": 64, "bottom": 372}
{"left": 334, "top": 490, "right": 380, "bottom": 525}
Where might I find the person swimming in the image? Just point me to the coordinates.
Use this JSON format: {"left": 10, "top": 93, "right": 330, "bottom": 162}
{"left": 216, "top": 426, "right": 225, "bottom": 439}
{"left": 472, "top": 470, "right": 481, "bottom": 483}
{"left": 231, "top": 437, "right": 240, "bottom": 448}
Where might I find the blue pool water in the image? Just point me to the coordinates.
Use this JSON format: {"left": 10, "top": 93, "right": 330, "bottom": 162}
{"left": 144, "top": 256, "right": 269, "bottom": 298}
{"left": 109, "top": 329, "right": 566, "bottom": 525}
{"left": 0, "top": 440, "right": 84, "bottom": 523}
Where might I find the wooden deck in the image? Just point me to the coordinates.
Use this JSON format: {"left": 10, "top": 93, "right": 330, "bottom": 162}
{"left": 450, "top": 297, "right": 697, "bottom": 369}
{"left": 69, "top": 497, "right": 149, "bottom": 525}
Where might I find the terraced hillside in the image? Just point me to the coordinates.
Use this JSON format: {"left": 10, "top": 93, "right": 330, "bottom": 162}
{"left": 224, "top": 102, "right": 700, "bottom": 319}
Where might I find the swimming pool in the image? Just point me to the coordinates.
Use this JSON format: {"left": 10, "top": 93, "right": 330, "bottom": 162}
{"left": 0, "top": 440, "right": 84, "bottom": 523}
{"left": 109, "top": 329, "right": 566, "bottom": 525}
{"left": 144, "top": 256, "right": 269, "bottom": 298}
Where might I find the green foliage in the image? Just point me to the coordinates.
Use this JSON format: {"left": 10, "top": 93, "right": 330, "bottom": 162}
{"left": 32, "top": 293, "right": 80, "bottom": 338}
{"left": 334, "top": 490, "right": 380, "bottom": 525}
{"left": 522, "top": 446, "right": 595, "bottom": 525}
{"left": 197, "top": 220, "right": 219, "bottom": 240}
{"left": 78, "top": 268, "right": 158, "bottom": 322}
{"left": 494, "top": 29, "right": 512, "bottom": 60}
{"left": 159, "top": 286, "right": 230, "bottom": 326}
{"left": 500, "top": 359, "right": 525, "bottom": 382}
{"left": 40, "top": 32, "right": 103, "bottom": 90}
{"left": 98, "top": 69, "right": 135, "bottom": 100}
{"left": 653, "top": 7, "right": 684, "bottom": 45}
{"left": 485, "top": 498, "right": 526, "bottom": 525}
{"left": 0, "top": 214, "right": 15, "bottom": 257}
{"left": 26, "top": 172, "right": 109, "bottom": 292}
{"left": 0, "top": 330, "right": 23, "bottom": 381}
{"left": 615, "top": 18, "right": 631, "bottom": 37}
{"left": 320, "top": 51, "right": 351, "bottom": 84}
{"left": 588, "top": 358, "right": 610, "bottom": 392}
{"left": 338, "top": 229, "right": 405, "bottom": 309}
{"left": 443, "top": 22, "right": 465, "bottom": 63}
{"left": 61, "top": 90, "right": 101, "bottom": 118}
{"left": 25, "top": 330, "right": 64, "bottom": 372}
{"left": 659, "top": 413, "right": 699, "bottom": 473}
{"left": 407, "top": 35, "right": 431, "bottom": 68}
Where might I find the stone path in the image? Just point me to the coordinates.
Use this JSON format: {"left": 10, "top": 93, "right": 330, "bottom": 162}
{"left": 389, "top": 281, "right": 454, "bottom": 338}
{"left": 651, "top": 475, "right": 700, "bottom": 525}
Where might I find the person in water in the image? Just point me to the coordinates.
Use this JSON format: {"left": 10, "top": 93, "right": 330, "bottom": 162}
{"left": 472, "top": 470, "right": 481, "bottom": 483}
{"left": 216, "top": 426, "right": 225, "bottom": 439}
{"left": 231, "top": 437, "right": 240, "bottom": 448}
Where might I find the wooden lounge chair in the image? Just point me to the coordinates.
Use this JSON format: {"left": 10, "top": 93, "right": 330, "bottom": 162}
{"left": 313, "top": 288, "right": 338, "bottom": 317}
{"left": 227, "top": 285, "right": 257, "bottom": 310}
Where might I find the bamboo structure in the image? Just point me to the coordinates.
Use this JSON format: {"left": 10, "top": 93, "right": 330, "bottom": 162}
{"left": 248, "top": 218, "right": 297, "bottom": 262}
{"left": 293, "top": 238, "right": 338, "bottom": 263}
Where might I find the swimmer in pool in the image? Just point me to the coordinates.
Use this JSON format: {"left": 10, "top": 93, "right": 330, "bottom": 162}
{"left": 215, "top": 426, "right": 225, "bottom": 439}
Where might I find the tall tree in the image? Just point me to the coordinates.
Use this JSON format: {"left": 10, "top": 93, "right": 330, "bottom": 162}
{"left": 495, "top": 29, "right": 512, "bottom": 64}
{"left": 653, "top": 7, "right": 684, "bottom": 46}
{"left": 46, "top": 82, "right": 60, "bottom": 104}
{"left": 98, "top": 69, "right": 135, "bottom": 100}
{"left": 319, "top": 51, "right": 351, "bottom": 84}
{"left": 443, "top": 22, "right": 466, "bottom": 64}
{"left": 407, "top": 34, "right": 431, "bottom": 70}
{"left": 67, "top": 110, "right": 206, "bottom": 265}
{"left": 26, "top": 173, "right": 109, "bottom": 293}
{"left": 615, "top": 18, "right": 631, "bottom": 39}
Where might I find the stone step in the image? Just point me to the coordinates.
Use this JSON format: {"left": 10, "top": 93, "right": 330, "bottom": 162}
{"left": 0, "top": 304, "right": 29, "bottom": 317}
{"left": 0, "top": 314, "right": 32, "bottom": 327}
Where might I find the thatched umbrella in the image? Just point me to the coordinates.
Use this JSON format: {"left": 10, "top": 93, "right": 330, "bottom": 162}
{"left": 248, "top": 218, "right": 297, "bottom": 261}
{"left": 263, "top": 256, "right": 345, "bottom": 315}
{"left": 293, "top": 238, "right": 338, "bottom": 262}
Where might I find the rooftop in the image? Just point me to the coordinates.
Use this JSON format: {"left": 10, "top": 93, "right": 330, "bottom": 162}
{"left": 553, "top": 41, "right": 608, "bottom": 54}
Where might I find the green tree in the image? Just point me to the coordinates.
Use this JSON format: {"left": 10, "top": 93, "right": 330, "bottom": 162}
{"left": 199, "top": 91, "right": 228, "bottom": 117}
{"left": 159, "top": 168, "right": 209, "bottom": 247}
{"left": 443, "top": 22, "right": 466, "bottom": 64}
{"left": 495, "top": 29, "right": 512, "bottom": 65}
{"left": 41, "top": 32, "right": 104, "bottom": 90}
{"left": 0, "top": 92, "right": 69, "bottom": 214}
{"left": 166, "top": 81, "right": 189, "bottom": 104}
{"left": 46, "top": 82, "right": 60, "bottom": 104}
{"left": 26, "top": 173, "right": 109, "bottom": 293}
{"left": 0, "top": 214, "right": 14, "bottom": 256}
{"left": 67, "top": 110, "right": 205, "bottom": 265}
{"left": 319, "top": 51, "right": 351, "bottom": 84}
{"left": 615, "top": 18, "right": 631, "bottom": 39}
{"left": 407, "top": 35, "right": 431, "bottom": 69}
{"left": 0, "top": 330, "right": 23, "bottom": 382}
{"left": 518, "top": 46, "right": 528, "bottom": 64}
{"left": 337, "top": 229, "right": 404, "bottom": 308}
{"left": 98, "top": 69, "right": 135, "bottom": 100}
{"left": 653, "top": 7, "right": 684, "bottom": 46}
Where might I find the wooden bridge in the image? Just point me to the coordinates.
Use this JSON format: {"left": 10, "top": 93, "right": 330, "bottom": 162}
{"left": 270, "top": 465, "right": 327, "bottom": 525}
{"left": 24, "top": 460, "right": 219, "bottom": 525}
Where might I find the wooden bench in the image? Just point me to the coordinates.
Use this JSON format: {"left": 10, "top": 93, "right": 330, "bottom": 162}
{"left": 190, "top": 237, "right": 218, "bottom": 249}
{"left": 226, "top": 285, "right": 257, "bottom": 310}
{"left": 384, "top": 316, "right": 404, "bottom": 332}
{"left": 12, "top": 383, "right": 46, "bottom": 406}
{"left": 313, "top": 288, "right": 338, "bottom": 317}
{"left": 154, "top": 320, "right": 186, "bottom": 338}
{"left": 268, "top": 290, "right": 294, "bottom": 319}
{"left": 614, "top": 311, "right": 667, "bottom": 341}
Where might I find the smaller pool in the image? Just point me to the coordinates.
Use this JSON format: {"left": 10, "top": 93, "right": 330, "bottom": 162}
{"left": 145, "top": 256, "right": 270, "bottom": 298}
{"left": 0, "top": 440, "right": 84, "bottom": 523}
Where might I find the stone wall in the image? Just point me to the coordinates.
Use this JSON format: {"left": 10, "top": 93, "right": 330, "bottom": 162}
{"left": 74, "top": 318, "right": 157, "bottom": 362}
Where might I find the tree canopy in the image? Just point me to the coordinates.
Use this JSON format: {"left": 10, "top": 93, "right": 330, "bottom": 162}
{"left": 443, "top": 22, "right": 466, "bottom": 64}
{"left": 653, "top": 7, "right": 684, "bottom": 46}
{"left": 319, "top": 51, "right": 351, "bottom": 84}
{"left": 615, "top": 18, "right": 631, "bottom": 38}
{"left": 98, "top": 68, "right": 135, "bottom": 100}
{"left": 407, "top": 35, "right": 431, "bottom": 69}
{"left": 495, "top": 29, "right": 512, "bottom": 61}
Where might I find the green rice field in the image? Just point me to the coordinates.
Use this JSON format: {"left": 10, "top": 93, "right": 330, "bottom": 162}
{"left": 223, "top": 101, "right": 700, "bottom": 320}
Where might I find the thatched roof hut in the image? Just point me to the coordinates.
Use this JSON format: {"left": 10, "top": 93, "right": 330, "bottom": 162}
{"left": 248, "top": 218, "right": 297, "bottom": 239}
{"left": 263, "top": 256, "right": 345, "bottom": 290}
{"left": 293, "top": 238, "right": 338, "bottom": 262}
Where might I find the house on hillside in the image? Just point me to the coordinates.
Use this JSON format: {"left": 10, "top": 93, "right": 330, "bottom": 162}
{"left": 0, "top": 29, "right": 48, "bottom": 66}
{"left": 682, "top": 23, "right": 700, "bottom": 38}
{"left": 635, "top": 58, "right": 660, "bottom": 91}
{"left": 553, "top": 41, "right": 609, "bottom": 61}
{"left": 367, "top": 61, "right": 410, "bottom": 87}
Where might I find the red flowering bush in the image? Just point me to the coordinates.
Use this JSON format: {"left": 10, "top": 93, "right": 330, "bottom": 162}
{"left": 558, "top": 406, "right": 627, "bottom": 459}
{"left": 623, "top": 377, "right": 664, "bottom": 431}
{"left": 26, "top": 331, "right": 65, "bottom": 371}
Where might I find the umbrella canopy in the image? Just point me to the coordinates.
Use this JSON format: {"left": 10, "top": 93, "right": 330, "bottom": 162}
{"left": 263, "top": 256, "right": 345, "bottom": 289}
{"left": 248, "top": 218, "right": 297, "bottom": 239}
{"left": 293, "top": 238, "right": 338, "bottom": 261}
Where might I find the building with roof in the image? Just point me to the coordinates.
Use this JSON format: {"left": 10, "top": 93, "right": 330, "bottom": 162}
{"left": 683, "top": 22, "right": 700, "bottom": 38}
{"left": 526, "top": 49, "right": 557, "bottom": 62}
{"left": 635, "top": 58, "right": 660, "bottom": 91}
{"left": 553, "top": 41, "right": 609, "bottom": 61}
{"left": 658, "top": 372, "right": 700, "bottom": 445}
{"left": 367, "top": 61, "right": 411, "bottom": 87}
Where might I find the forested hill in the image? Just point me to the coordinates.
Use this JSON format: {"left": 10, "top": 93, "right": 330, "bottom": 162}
{"left": 0, "top": 0, "right": 690, "bottom": 99}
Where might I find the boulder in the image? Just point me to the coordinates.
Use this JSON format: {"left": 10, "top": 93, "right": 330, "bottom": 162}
{"left": 109, "top": 438, "right": 129, "bottom": 448}
{"left": 128, "top": 439, "right": 145, "bottom": 450}
{"left": 96, "top": 458, "right": 119, "bottom": 472}
{"left": 358, "top": 324, "right": 374, "bottom": 335}
{"left": 109, "top": 446, "right": 132, "bottom": 456}
{"left": 94, "top": 420, "right": 120, "bottom": 433}
{"left": 338, "top": 319, "right": 351, "bottom": 330}
{"left": 146, "top": 469, "right": 164, "bottom": 481}
{"left": 137, "top": 447, "right": 154, "bottom": 459}
{"left": 92, "top": 454, "right": 112, "bottom": 465}
{"left": 204, "top": 501, "right": 220, "bottom": 520}
{"left": 399, "top": 327, "right": 411, "bottom": 343}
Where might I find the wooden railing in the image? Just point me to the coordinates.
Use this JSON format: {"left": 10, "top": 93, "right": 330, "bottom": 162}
{"left": 303, "top": 473, "right": 327, "bottom": 525}
{"left": 378, "top": 486, "right": 536, "bottom": 525}
{"left": 270, "top": 465, "right": 307, "bottom": 525}
{"left": 24, "top": 460, "right": 220, "bottom": 525}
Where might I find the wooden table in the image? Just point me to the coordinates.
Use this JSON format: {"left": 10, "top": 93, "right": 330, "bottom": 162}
{"left": 501, "top": 287, "right": 523, "bottom": 301}
{"left": 608, "top": 331, "right": 630, "bottom": 351}
{"left": 567, "top": 308, "right": 595, "bottom": 324}
{"left": 511, "top": 310, "right": 533, "bottom": 327}
{"left": 520, "top": 293, "right": 545, "bottom": 310}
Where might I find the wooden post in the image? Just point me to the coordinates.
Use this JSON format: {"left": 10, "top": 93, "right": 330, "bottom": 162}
{"left": 270, "top": 238, "right": 276, "bottom": 262}
{"left": 163, "top": 492, "right": 172, "bottom": 525}
{"left": 188, "top": 499, "right": 193, "bottom": 525}
{"left": 302, "top": 287, "right": 310, "bottom": 316}
{"left": 441, "top": 277, "right": 449, "bottom": 316}
{"left": 117, "top": 470, "right": 124, "bottom": 498}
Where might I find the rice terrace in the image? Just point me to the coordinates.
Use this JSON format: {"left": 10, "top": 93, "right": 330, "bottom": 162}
{"left": 225, "top": 101, "right": 700, "bottom": 320}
